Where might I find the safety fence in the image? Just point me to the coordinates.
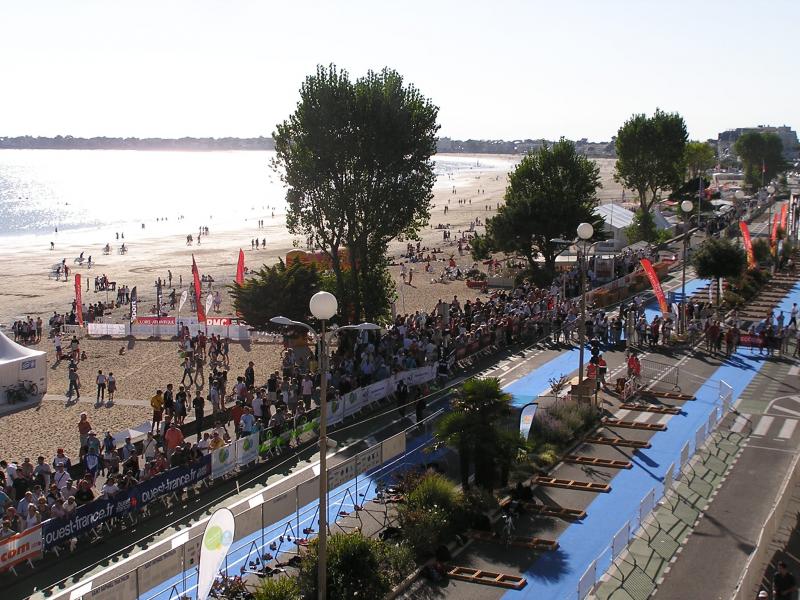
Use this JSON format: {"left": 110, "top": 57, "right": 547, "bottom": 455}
{"left": 46, "top": 410, "right": 444, "bottom": 600}
{"left": 639, "top": 357, "right": 681, "bottom": 392}
{"left": 571, "top": 379, "right": 733, "bottom": 600}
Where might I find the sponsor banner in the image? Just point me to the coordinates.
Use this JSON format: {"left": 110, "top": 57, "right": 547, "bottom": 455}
{"left": 354, "top": 444, "right": 382, "bottom": 476}
{"left": 327, "top": 456, "right": 357, "bottom": 489}
{"left": 235, "top": 432, "right": 259, "bottom": 467}
{"left": 207, "top": 317, "right": 232, "bottom": 326}
{"left": 0, "top": 525, "right": 42, "bottom": 571}
{"left": 781, "top": 203, "right": 789, "bottom": 231}
{"left": 739, "top": 334, "right": 764, "bottom": 348}
{"left": 639, "top": 258, "right": 669, "bottom": 315}
{"left": 130, "top": 286, "right": 138, "bottom": 324}
{"left": 87, "top": 322, "right": 128, "bottom": 336}
{"left": 135, "top": 456, "right": 211, "bottom": 506}
{"left": 87, "top": 571, "right": 138, "bottom": 600}
{"left": 42, "top": 494, "right": 134, "bottom": 550}
{"left": 74, "top": 274, "right": 84, "bottom": 327}
{"left": 135, "top": 316, "right": 176, "bottom": 326}
{"left": 136, "top": 547, "right": 182, "bottom": 600}
{"left": 740, "top": 221, "right": 756, "bottom": 269}
{"left": 179, "top": 289, "right": 188, "bottom": 312}
{"left": 197, "top": 508, "right": 235, "bottom": 600}
{"left": 519, "top": 402, "right": 538, "bottom": 440}
{"left": 205, "top": 293, "right": 213, "bottom": 318}
{"left": 211, "top": 445, "right": 237, "bottom": 479}
{"left": 381, "top": 432, "right": 406, "bottom": 463}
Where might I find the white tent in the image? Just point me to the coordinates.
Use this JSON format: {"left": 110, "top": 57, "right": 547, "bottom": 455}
{"left": 0, "top": 330, "right": 47, "bottom": 404}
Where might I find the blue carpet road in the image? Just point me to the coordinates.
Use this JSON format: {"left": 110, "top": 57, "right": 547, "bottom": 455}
{"left": 503, "top": 280, "right": 800, "bottom": 600}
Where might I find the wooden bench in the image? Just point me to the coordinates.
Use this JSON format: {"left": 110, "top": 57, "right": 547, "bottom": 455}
{"left": 520, "top": 501, "right": 586, "bottom": 520}
{"left": 532, "top": 475, "right": 611, "bottom": 493}
{"left": 602, "top": 418, "right": 667, "bottom": 432}
{"left": 621, "top": 403, "right": 680, "bottom": 415}
{"left": 639, "top": 390, "right": 695, "bottom": 401}
{"left": 466, "top": 529, "right": 559, "bottom": 550}
{"left": 584, "top": 435, "right": 651, "bottom": 449}
{"left": 447, "top": 566, "right": 527, "bottom": 590}
{"left": 564, "top": 455, "right": 632, "bottom": 469}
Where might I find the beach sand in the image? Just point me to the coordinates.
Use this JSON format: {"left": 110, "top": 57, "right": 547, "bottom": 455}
{"left": 0, "top": 155, "right": 623, "bottom": 461}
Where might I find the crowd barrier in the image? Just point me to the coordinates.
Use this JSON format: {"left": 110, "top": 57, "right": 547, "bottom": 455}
{"left": 44, "top": 422, "right": 416, "bottom": 600}
{"left": 571, "top": 379, "right": 732, "bottom": 600}
{"left": 639, "top": 357, "right": 680, "bottom": 392}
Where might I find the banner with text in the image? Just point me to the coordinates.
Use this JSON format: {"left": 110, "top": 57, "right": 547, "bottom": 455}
{"left": 640, "top": 258, "right": 669, "bottom": 315}
{"left": 235, "top": 432, "right": 259, "bottom": 466}
{"left": 0, "top": 525, "right": 42, "bottom": 571}
{"left": 211, "top": 445, "right": 237, "bottom": 479}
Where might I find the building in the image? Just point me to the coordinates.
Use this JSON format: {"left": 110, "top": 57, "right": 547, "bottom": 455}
{"left": 717, "top": 125, "right": 799, "bottom": 161}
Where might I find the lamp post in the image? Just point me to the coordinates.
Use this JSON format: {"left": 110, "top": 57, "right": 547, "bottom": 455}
{"left": 270, "top": 297, "right": 379, "bottom": 600}
{"left": 680, "top": 200, "right": 694, "bottom": 334}
{"left": 767, "top": 185, "right": 777, "bottom": 271}
{"left": 576, "top": 222, "right": 594, "bottom": 385}
{"left": 734, "top": 189, "right": 745, "bottom": 220}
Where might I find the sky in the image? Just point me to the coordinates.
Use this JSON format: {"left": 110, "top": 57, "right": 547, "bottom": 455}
{"left": 1, "top": 0, "right": 798, "bottom": 142}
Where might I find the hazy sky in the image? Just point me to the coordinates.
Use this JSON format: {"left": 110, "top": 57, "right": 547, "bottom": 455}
{"left": 1, "top": 0, "right": 797, "bottom": 141}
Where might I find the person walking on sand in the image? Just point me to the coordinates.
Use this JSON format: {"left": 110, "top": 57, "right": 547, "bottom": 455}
{"left": 150, "top": 390, "right": 164, "bottom": 435}
{"left": 107, "top": 372, "right": 116, "bottom": 400}
{"left": 95, "top": 370, "right": 107, "bottom": 402}
{"left": 67, "top": 366, "right": 81, "bottom": 401}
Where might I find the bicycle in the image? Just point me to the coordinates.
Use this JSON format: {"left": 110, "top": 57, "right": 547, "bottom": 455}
{"left": 499, "top": 511, "right": 516, "bottom": 546}
{"left": 5, "top": 380, "right": 39, "bottom": 404}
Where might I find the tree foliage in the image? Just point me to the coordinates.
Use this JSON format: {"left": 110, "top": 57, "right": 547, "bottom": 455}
{"left": 434, "top": 377, "right": 523, "bottom": 491}
{"left": 484, "top": 139, "right": 602, "bottom": 275}
{"left": 254, "top": 576, "right": 301, "bottom": 600}
{"left": 614, "top": 109, "right": 688, "bottom": 222}
{"left": 691, "top": 238, "right": 747, "bottom": 307}
{"left": 229, "top": 259, "right": 323, "bottom": 327}
{"left": 733, "top": 131, "right": 788, "bottom": 189}
{"left": 684, "top": 141, "right": 716, "bottom": 180}
{"left": 273, "top": 64, "right": 439, "bottom": 322}
{"left": 298, "top": 531, "right": 414, "bottom": 599}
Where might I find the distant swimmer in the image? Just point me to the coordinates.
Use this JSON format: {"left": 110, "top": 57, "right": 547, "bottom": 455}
{"left": 50, "top": 242, "right": 54, "bottom": 250}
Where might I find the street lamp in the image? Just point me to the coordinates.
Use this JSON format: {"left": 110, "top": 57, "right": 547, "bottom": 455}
{"left": 576, "top": 222, "right": 594, "bottom": 385}
{"left": 680, "top": 200, "right": 694, "bottom": 334}
{"left": 734, "top": 189, "right": 745, "bottom": 219}
{"left": 270, "top": 295, "right": 380, "bottom": 600}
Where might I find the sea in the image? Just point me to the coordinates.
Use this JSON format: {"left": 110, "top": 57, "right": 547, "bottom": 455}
{"left": 0, "top": 149, "right": 515, "bottom": 249}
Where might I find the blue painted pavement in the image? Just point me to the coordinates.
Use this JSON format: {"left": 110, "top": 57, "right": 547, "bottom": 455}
{"left": 503, "top": 280, "right": 800, "bottom": 600}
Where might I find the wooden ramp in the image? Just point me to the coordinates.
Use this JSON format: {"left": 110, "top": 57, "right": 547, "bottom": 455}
{"left": 584, "top": 435, "right": 651, "bottom": 449}
{"left": 621, "top": 403, "right": 680, "bottom": 415}
{"left": 447, "top": 566, "right": 527, "bottom": 590}
{"left": 532, "top": 475, "right": 611, "bottom": 493}
{"left": 602, "top": 418, "right": 667, "bottom": 432}
{"left": 564, "top": 454, "right": 632, "bottom": 469}
{"left": 640, "top": 390, "right": 695, "bottom": 401}
{"left": 467, "top": 529, "right": 559, "bottom": 550}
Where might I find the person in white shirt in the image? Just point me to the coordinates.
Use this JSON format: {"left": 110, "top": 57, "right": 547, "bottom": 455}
{"left": 34, "top": 456, "right": 52, "bottom": 489}
{"left": 197, "top": 433, "right": 211, "bottom": 455}
{"left": 96, "top": 370, "right": 107, "bottom": 402}
{"left": 101, "top": 478, "right": 119, "bottom": 499}
{"left": 142, "top": 432, "right": 158, "bottom": 462}
{"left": 53, "top": 464, "right": 70, "bottom": 490}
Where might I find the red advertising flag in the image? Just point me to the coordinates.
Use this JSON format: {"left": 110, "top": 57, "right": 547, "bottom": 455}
{"left": 771, "top": 215, "right": 780, "bottom": 245}
{"left": 192, "top": 255, "right": 206, "bottom": 322}
{"left": 740, "top": 221, "right": 756, "bottom": 270}
{"left": 639, "top": 259, "right": 669, "bottom": 315}
{"left": 781, "top": 203, "right": 788, "bottom": 232}
{"left": 236, "top": 249, "right": 245, "bottom": 286}
{"left": 74, "top": 274, "right": 84, "bottom": 327}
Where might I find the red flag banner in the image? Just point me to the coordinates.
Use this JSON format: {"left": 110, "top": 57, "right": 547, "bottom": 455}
{"left": 192, "top": 255, "right": 206, "bottom": 322}
{"left": 236, "top": 249, "right": 245, "bottom": 286}
{"left": 74, "top": 274, "right": 84, "bottom": 327}
{"left": 781, "top": 203, "right": 788, "bottom": 232}
{"left": 771, "top": 215, "right": 780, "bottom": 245}
{"left": 640, "top": 259, "right": 669, "bottom": 315}
{"left": 740, "top": 221, "right": 756, "bottom": 270}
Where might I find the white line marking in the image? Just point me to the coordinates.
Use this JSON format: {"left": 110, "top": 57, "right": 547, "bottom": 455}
{"left": 634, "top": 412, "right": 652, "bottom": 423}
{"left": 777, "top": 419, "right": 798, "bottom": 440}
{"left": 657, "top": 414, "right": 672, "bottom": 426}
{"left": 771, "top": 405, "right": 800, "bottom": 418}
{"left": 752, "top": 416, "right": 774, "bottom": 437}
{"left": 615, "top": 409, "right": 632, "bottom": 421}
{"left": 789, "top": 366, "right": 799, "bottom": 376}
{"left": 731, "top": 413, "right": 750, "bottom": 433}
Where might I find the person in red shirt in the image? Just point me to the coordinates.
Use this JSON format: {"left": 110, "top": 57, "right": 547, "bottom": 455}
{"left": 231, "top": 401, "right": 245, "bottom": 431}
{"left": 163, "top": 423, "right": 184, "bottom": 458}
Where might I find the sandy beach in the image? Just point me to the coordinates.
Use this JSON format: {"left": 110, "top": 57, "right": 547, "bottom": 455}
{"left": 0, "top": 155, "right": 625, "bottom": 461}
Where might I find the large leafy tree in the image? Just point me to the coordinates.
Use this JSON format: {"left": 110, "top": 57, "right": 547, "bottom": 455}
{"left": 273, "top": 64, "right": 439, "bottom": 322}
{"left": 434, "top": 378, "right": 523, "bottom": 491}
{"left": 684, "top": 141, "right": 716, "bottom": 180}
{"left": 614, "top": 109, "right": 688, "bottom": 217}
{"left": 733, "top": 131, "right": 788, "bottom": 189}
{"left": 692, "top": 238, "right": 747, "bottom": 308}
{"left": 229, "top": 259, "right": 323, "bottom": 327}
{"left": 485, "top": 139, "right": 602, "bottom": 275}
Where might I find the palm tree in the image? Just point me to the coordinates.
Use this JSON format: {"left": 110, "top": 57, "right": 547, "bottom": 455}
{"left": 692, "top": 238, "right": 747, "bottom": 310}
{"left": 435, "top": 378, "right": 521, "bottom": 491}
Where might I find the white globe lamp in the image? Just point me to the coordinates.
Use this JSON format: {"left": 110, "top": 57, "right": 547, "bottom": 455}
{"left": 309, "top": 291, "right": 338, "bottom": 321}
{"left": 767, "top": 185, "right": 776, "bottom": 194}
{"left": 577, "top": 222, "right": 594, "bottom": 241}
{"left": 681, "top": 200, "right": 694, "bottom": 213}
{"left": 734, "top": 190, "right": 745, "bottom": 200}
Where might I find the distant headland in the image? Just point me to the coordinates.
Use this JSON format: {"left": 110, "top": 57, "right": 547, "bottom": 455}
{"left": 0, "top": 135, "right": 617, "bottom": 157}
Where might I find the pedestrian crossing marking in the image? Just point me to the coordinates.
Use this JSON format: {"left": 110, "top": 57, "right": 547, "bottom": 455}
{"left": 656, "top": 414, "right": 672, "bottom": 426}
{"left": 789, "top": 365, "right": 800, "bottom": 376}
{"left": 634, "top": 412, "right": 651, "bottom": 423}
{"left": 752, "top": 416, "right": 774, "bottom": 436}
{"left": 731, "top": 414, "right": 750, "bottom": 433}
{"left": 772, "top": 405, "right": 800, "bottom": 418}
{"left": 777, "top": 419, "right": 798, "bottom": 440}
